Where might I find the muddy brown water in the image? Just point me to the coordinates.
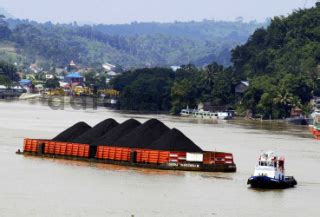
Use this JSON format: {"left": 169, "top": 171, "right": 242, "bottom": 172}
{"left": 0, "top": 101, "right": 319, "bottom": 217}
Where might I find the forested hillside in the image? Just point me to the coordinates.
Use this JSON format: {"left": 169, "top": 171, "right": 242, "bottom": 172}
{"left": 231, "top": 3, "right": 320, "bottom": 118}
{"left": 0, "top": 16, "right": 263, "bottom": 69}
{"left": 112, "top": 3, "right": 320, "bottom": 118}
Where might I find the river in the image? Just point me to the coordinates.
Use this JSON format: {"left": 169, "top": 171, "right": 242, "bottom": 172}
{"left": 0, "top": 101, "right": 319, "bottom": 217}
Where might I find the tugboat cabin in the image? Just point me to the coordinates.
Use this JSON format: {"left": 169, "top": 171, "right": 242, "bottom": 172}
{"left": 254, "top": 151, "right": 285, "bottom": 180}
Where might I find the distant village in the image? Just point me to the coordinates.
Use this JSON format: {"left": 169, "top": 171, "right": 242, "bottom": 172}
{"left": 0, "top": 60, "right": 255, "bottom": 113}
{"left": 2, "top": 61, "right": 251, "bottom": 97}
{"left": 0, "top": 60, "right": 122, "bottom": 99}
{"left": 23, "top": 61, "right": 120, "bottom": 92}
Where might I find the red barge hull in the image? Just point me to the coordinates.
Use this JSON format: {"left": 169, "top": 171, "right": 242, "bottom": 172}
{"left": 20, "top": 138, "right": 237, "bottom": 173}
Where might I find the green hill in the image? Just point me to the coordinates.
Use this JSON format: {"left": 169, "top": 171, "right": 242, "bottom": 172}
{"left": 111, "top": 3, "right": 320, "bottom": 117}
{"left": 231, "top": 3, "right": 320, "bottom": 118}
{"left": 0, "top": 17, "right": 263, "bottom": 69}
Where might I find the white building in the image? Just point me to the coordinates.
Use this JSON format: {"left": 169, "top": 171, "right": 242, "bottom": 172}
{"left": 102, "top": 63, "right": 116, "bottom": 72}
{"left": 102, "top": 63, "right": 119, "bottom": 78}
{"left": 45, "top": 74, "right": 54, "bottom": 79}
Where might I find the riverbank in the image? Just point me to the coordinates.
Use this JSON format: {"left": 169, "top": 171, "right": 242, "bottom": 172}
{"left": 2, "top": 97, "right": 310, "bottom": 126}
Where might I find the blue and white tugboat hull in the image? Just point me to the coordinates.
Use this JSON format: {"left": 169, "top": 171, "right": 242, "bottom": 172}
{"left": 248, "top": 151, "right": 297, "bottom": 189}
{"left": 247, "top": 176, "right": 297, "bottom": 189}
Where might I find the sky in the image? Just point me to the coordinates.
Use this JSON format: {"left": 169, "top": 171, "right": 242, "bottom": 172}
{"left": 0, "top": 0, "right": 318, "bottom": 24}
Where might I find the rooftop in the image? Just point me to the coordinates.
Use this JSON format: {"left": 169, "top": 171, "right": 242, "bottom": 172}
{"left": 65, "top": 73, "right": 83, "bottom": 78}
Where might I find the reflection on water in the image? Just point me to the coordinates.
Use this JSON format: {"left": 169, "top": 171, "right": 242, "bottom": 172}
{"left": 200, "top": 174, "right": 234, "bottom": 180}
{"left": 248, "top": 187, "right": 288, "bottom": 193}
{"left": 23, "top": 154, "right": 187, "bottom": 177}
{"left": 228, "top": 118, "right": 312, "bottom": 138}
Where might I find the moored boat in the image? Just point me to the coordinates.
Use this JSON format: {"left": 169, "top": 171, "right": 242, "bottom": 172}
{"left": 285, "top": 107, "right": 309, "bottom": 125}
{"left": 285, "top": 116, "right": 308, "bottom": 125}
{"left": 309, "top": 111, "right": 320, "bottom": 139}
{"left": 247, "top": 151, "right": 297, "bottom": 189}
{"left": 180, "top": 108, "right": 232, "bottom": 120}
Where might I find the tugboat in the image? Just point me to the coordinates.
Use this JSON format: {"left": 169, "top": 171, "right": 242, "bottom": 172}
{"left": 247, "top": 151, "right": 297, "bottom": 189}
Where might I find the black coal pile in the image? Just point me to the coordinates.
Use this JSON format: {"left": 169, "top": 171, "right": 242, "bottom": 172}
{"left": 51, "top": 118, "right": 203, "bottom": 152}
{"left": 114, "top": 119, "right": 170, "bottom": 148}
{"left": 71, "top": 119, "right": 119, "bottom": 144}
{"left": 91, "top": 119, "right": 141, "bottom": 146}
{"left": 147, "top": 128, "right": 203, "bottom": 152}
{"left": 52, "top": 122, "right": 92, "bottom": 142}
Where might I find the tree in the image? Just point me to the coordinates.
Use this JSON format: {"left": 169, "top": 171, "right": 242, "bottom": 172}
{"left": 111, "top": 68, "right": 174, "bottom": 111}
{"left": 203, "top": 62, "right": 222, "bottom": 86}
{"left": 0, "top": 15, "right": 11, "bottom": 39}
{"left": 0, "top": 75, "right": 11, "bottom": 86}
{"left": 210, "top": 69, "right": 235, "bottom": 106}
{"left": 0, "top": 61, "right": 19, "bottom": 85}
{"left": 171, "top": 79, "right": 198, "bottom": 114}
{"left": 35, "top": 72, "right": 46, "bottom": 81}
{"left": 308, "top": 65, "right": 320, "bottom": 93}
{"left": 175, "top": 64, "right": 199, "bottom": 81}
{"left": 273, "top": 88, "right": 295, "bottom": 117}
{"left": 45, "top": 77, "right": 60, "bottom": 89}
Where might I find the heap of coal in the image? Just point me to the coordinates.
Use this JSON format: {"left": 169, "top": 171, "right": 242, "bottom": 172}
{"left": 71, "top": 119, "right": 119, "bottom": 144}
{"left": 114, "top": 119, "right": 170, "bottom": 148}
{"left": 52, "top": 122, "right": 92, "bottom": 142}
{"left": 91, "top": 119, "right": 141, "bottom": 146}
{"left": 147, "top": 128, "right": 203, "bottom": 152}
{"left": 51, "top": 118, "right": 203, "bottom": 152}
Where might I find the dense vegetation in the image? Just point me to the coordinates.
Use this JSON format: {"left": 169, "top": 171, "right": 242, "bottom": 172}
{"left": 0, "top": 16, "right": 263, "bottom": 69}
{"left": 112, "top": 3, "right": 320, "bottom": 118}
{"left": 231, "top": 3, "right": 320, "bottom": 118}
{"left": 111, "top": 68, "right": 175, "bottom": 111}
{"left": 111, "top": 63, "right": 236, "bottom": 113}
{"left": 0, "top": 61, "right": 19, "bottom": 86}
{"left": 2, "top": 4, "right": 320, "bottom": 119}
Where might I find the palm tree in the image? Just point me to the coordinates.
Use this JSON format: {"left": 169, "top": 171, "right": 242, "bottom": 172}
{"left": 203, "top": 62, "right": 222, "bottom": 86}
{"left": 273, "top": 88, "right": 301, "bottom": 117}
{"left": 203, "top": 68, "right": 215, "bottom": 86}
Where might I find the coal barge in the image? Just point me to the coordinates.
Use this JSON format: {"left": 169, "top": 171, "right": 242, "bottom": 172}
{"left": 19, "top": 119, "right": 236, "bottom": 173}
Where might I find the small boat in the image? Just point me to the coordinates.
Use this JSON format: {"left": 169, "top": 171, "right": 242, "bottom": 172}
{"left": 309, "top": 111, "right": 320, "bottom": 139}
{"left": 285, "top": 116, "right": 309, "bottom": 125}
{"left": 285, "top": 107, "right": 310, "bottom": 125}
{"left": 180, "top": 108, "right": 232, "bottom": 120}
{"left": 0, "top": 85, "right": 25, "bottom": 98}
{"left": 247, "top": 151, "right": 297, "bottom": 189}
